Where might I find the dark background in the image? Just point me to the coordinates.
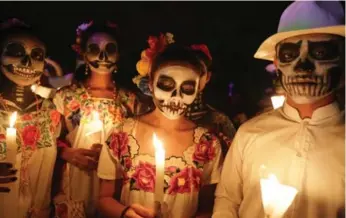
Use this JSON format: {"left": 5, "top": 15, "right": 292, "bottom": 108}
{"left": 1, "top": 1, "right": 343, "bottom": 119}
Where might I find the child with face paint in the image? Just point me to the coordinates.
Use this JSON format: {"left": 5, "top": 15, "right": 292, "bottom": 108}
{"left": 0, "top": 19, "right": 62, "bottom": 218}
{"left": 213, "top": 1, "right": 345, "bottom": 218}
{"left": 97, "top": 44, "right": 223, "bottom": 218}
{"left": 53, "top": 21, "right": 152, "bottom": 218}
{"left": 187, "top": 44, "right": 236, "bottom": 156}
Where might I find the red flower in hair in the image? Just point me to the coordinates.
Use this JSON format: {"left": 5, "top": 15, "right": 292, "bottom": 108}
{"left": 145, "top": 33, "right": 168, "bottom": 59}
{"left": 191, "top": 44, "right": 212, "bottom": 61}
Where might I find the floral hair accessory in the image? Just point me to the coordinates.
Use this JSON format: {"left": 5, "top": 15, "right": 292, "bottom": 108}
{"left": 0, "top": 18, "right": 30, "bottom": 31}
{"left": 71, "top": 20, "right": 94, "bottom": 55}
{"left": 133, "top": 32, "right": 175, "bottom": 96}
{"left": 190, "top": 44, "right": 212, "bottom": 61}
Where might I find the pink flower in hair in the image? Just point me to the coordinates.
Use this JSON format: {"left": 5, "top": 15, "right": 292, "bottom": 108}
{"left": 191, "top": 44, "right": 212, "bottom": 61}
{"left": 76, "top": 20, "right": 94, "bottom": 35}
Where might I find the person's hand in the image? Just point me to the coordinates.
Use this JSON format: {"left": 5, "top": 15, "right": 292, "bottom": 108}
{"left": 0, "top": 162, "right": 17, "bottom": 192}
{"left": 124, "top": 203, "right": 156, "bottom": 218}
{"left": 62, "top": 147, "right": 99, "bottom": 171}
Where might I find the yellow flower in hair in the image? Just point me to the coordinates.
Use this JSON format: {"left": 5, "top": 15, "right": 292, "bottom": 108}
{"left": 136, "top": 59, "right": 150, "bottom": 76}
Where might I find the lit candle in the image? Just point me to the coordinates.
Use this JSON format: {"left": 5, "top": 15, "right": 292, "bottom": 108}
{"left": 85, "top": 111, "right": 103, "bottom": 144}
{"left": 6, "top": 112, "right": 17, "bottom": 165}
{"left": 260, "top": 173, "right": 298, "bottom": 218}
{"left": 270, "top": 95, "right": 285, "bottom": 109}
{"left": 153, "top": 133, "right": 165, "bottom": 205}
{"left": 31, "top": 84, "right": 54, "bottom": 99}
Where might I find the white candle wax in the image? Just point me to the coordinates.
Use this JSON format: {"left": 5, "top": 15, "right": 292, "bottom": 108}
{"left": 85, "top": 111, "right": 103, "bottom": 144}
{"left": 5, "top": 112, "right": 17, "bottom": 165}
{"left": 270, "top": 95, "right": 285, "bottom": 109}
{"left": 260, "top": 174, "right": 298, "bottom": 218}
{"left": 153, "top": 133, "right": 165, "bottom": 204}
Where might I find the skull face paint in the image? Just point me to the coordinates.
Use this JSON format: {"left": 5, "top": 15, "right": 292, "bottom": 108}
{"left": 276, "top": 33, "right": 344, "bottom": 103}
{"left": 153, "top": 66, "right": 200, "bottom": 120}
{"left": 1, "top": 34, "right": 45, "bottom": 86}
{"left": 85, "top": 32, "right": 118, "bottom": 75}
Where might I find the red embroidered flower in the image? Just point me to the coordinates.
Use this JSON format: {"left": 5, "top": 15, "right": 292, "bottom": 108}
{"left": 21, "top": 114, "right": 33, "bottom": 121}
{"left": 50, "top": 110, "right": 61, "bottom": 127}
{"left": 146, "top": 33, "right": 167, "bottom": 59}
{"left": 21, "top": 125, "right": 40, "bottom": 149}
{"left": 109, "top": 132, "right": 129, "bottom": 158}
{"left": 81, "top": 93, "right": 88, "bottom": 100}
{"left": 132, "top": 161, "right": 156, "bottom": 192}
{"left": 193, "top": 137, "right": 215, "bottom": 164}
{"left": 167, "top": 167, "right": 202, "bottom": 194}
{"left": 0, "top": 134, "right": 5, "bottom": 141}
{"left": 68, "top": 99, "right": 80, "bottom": 111}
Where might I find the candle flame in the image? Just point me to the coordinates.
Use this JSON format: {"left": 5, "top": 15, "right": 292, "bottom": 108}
{"left": 30, "top": 84, "right": 38, "bottom": 93}
{"left": 92, "top": 111, "right": 100, "bottom": 121}
{"left": 271, "top": 95, "right": 285, "bottom": 109}
{"left": 153, "top": 133, "right": 164, "bottom": 152}
{"left": 9, "top": 111, "right": 17, "bottom": 128}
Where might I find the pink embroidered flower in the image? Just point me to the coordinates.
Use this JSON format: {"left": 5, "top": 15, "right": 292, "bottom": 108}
{"left": 68, "top": 99, "right": 80, "bottom": 111}
{"left": 166, "top": 166, "right": 178, "bottom": 174}
{"left": 132, "top": 161, "right": 156, "bottom": 192}
{"left": 0, "top": 134, "right": 5, "bottom": 141}
{"left": 193, "top": 138, "right": 215, "bottom": 164}
{"left": 167, "top": 167, "right": 202, "bottom": 194}
{"left": 21, "top": 114, "right": 33, "bottom": 121}
{"left": 109, "top": 132, "right": 129, "bottom": 158}
{"left": 50, "top": 110, "right": 61, "bottom": 127}
{"left": 21, "top": 125, "right": 40, "bottom": 149}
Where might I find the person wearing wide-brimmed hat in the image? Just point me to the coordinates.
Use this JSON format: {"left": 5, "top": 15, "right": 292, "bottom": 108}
{"left": 213, "top": 1, "right": 345, "bottom": 218}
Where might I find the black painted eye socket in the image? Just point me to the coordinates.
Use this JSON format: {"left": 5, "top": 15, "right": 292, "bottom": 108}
{"left": 278, "top": 42, "right": 300, "bottom": 63}
{"left": 87, "top": 43, "right": 100, "bottom": 55}
{"left": 181, "top": 81, "right": 196, "bottom": 95}
{"left": 4, "top": 42, "right": 26, "bottom": 58}
{"left": 157, "top": 75, "right": 175, "bottom": 92}
{"left": 105, "top": 43, "right": 117, "bottom": 55}
{"left": 31, "top": 48, "right": 44, "bottom": 61}
{"left": 309, "top": 40, "right": 339, "bottom": 60}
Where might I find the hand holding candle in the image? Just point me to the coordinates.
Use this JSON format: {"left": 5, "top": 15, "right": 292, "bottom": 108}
{"left": 153, "top": 133, "right": 165, "bottom": 215}
{"left": 260, "top": 170, "right": 298, "bottom": 218}
{"left": 6, "top": 112, "right": 17, "bottom": 165}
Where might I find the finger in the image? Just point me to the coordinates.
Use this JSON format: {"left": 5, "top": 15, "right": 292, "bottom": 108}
{"left": 0, "top": 177, "right": 17, "bottom": 184}
{"left": 91, "top": 143, "right": 102, "bottom": 151}
{"left": 131, "top": 204, "right": 155, "bottom": 218}
{"left": 79, "top": 149, "right": 98, "bottom": 158}
{"left": 0, "top": 169, "right": 17, "bottom": 177}
{"left": 0, "top": 163, "right": 13, "bottom": 171}
{"left": 126, "top": 208, "right": 144, "bottom": 218}
{"left": 0, "top": 187, "right": 10, "bottom": 193}
{"left": 76, "top": 156, "right": 97, "bottom": 171}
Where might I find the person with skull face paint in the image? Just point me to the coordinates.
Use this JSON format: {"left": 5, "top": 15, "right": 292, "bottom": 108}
{"left": 213, "top": 1, "right": 345, "bottom": 218}
{"left": 97, "top": 44, "right": 223, "bottom": 218}
{"left": 0, "top": 19, "right": 62, "bottom": 218}
{"left": 52, "top": 21, "right": 152, "bottom": 218}
{"left": 187, "top": 44, "right": 236, "bottom": 157}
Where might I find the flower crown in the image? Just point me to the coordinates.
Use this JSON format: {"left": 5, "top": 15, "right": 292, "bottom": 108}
{"left": 133, "top": 32, "right": 175, "bottom": 96}
{"left": 71, "top": 20, "right": 118, "bottom": 56}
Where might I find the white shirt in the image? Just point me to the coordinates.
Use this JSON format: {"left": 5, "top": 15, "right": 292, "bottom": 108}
{"left": 213, "top": 101, "right": 345, "bottom": 218}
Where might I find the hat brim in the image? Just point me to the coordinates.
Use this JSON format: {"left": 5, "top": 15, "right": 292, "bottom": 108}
{"left": 254, "top": 25, "right": 345, "bottom": 61}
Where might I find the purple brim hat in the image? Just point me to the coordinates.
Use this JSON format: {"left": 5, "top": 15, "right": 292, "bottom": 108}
{"left": 254, "top": 1, "right": 345, "bottom": 61}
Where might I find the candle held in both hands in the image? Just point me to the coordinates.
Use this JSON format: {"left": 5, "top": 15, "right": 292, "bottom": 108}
{"left": 5, "top": 112, "right": 17, "bottom": 165}
{"left": 260, "top": 173, "right": 298, "bottom": 218}
{"left": 153, "top": 133, "right": 165, "bottom": 204}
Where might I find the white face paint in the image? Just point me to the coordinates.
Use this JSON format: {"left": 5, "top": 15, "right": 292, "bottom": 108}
{"left": 276, "top": 33, "right": 344, "bottom": 104}
{"left": 85, "top": 32, "right": 118, "bottom": 75}
{"left": 1, "top": 34, "right": 45, "bottom": 86}
{"left": 153, "top": 65, "right": 200, "bottom": 120}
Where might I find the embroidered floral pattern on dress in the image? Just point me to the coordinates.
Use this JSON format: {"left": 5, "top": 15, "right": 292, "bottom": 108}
{"left": 56, "top": 83, "right": 136, "bottom": 130}
{"left": 105, "top": 120, "right": 219, "bottom": 195}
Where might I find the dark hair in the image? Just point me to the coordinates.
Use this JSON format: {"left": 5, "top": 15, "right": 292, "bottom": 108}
{"left": 149, "top": 44, "right": 206, "bottom": 79}
{"left": 0, "top": 19, "right": 45, "bottom": 51}
{"left": 74, "top": 22, "right": 120, "bottom": 82}
{"left": 193, "top": 50, "right": 212, "bottom": 72}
